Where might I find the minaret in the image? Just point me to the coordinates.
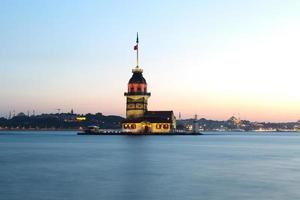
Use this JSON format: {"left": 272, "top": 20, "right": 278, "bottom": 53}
{"left": 124, "top": 33, "right": 151, "bottom": 119}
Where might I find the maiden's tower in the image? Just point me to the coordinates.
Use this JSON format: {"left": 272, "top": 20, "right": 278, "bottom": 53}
{"left": 122, "top": 34, "right": 176, "bottom": 134}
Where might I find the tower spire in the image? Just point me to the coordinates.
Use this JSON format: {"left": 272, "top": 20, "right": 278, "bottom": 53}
{"left": 134, "top": 32, "right": 139, "bottom": 68}
{"left": 136, "top": 32, "right": 139, "bottom": 68}
{"left": 133, "top": 32, "right": 142, "bottom": 73}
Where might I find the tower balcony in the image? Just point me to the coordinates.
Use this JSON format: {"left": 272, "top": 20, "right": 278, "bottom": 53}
{"left": 124, "top": 92, "right": 151, "bottom": 96}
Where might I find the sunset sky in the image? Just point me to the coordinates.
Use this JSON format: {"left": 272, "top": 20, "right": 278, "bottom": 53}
{"left": 1, "top": 0, "right": 300, "bottom": 122}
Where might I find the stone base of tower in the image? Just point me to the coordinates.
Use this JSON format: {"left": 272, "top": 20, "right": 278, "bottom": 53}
{"left": 122, "top": 122, "right": 174, "bottom": 134}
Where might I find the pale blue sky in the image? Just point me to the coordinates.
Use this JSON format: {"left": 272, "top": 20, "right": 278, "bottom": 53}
{"left": 1, "top": 0, "right": 300, "bottom": 121}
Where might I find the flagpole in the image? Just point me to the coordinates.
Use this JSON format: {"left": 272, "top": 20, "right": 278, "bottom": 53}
{"left": 136, "top": 32, "right": 139, "bottom": 68}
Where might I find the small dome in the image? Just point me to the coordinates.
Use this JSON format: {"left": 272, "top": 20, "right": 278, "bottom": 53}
{"left": 129, "top": 71, "right": 147, "bottom": 84}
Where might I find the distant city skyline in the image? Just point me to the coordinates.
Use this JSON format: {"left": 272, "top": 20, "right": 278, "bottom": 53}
{"left": 1, "top": 0, "right": 300, "bottom": 122}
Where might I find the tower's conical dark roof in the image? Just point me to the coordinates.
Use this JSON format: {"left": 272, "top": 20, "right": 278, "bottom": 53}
{"left": 129, "top": 71, "right": 147, "bottom": 84}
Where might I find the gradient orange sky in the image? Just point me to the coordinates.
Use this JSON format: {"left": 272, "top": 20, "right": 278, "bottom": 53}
{"left": 1, "top": 1, "right": 300, "bottom": 122}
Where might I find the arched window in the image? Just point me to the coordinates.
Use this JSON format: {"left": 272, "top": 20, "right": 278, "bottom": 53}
{"left": 156, "top": 124, "right": 162, "bottom": 129}
{"left": 131, "top": 124, "right": 136, "bottom": 129}
{"left": 128, "top": 84, "right": 134, "bottom": 92}
{"left": 163, "top": 124, "right": 169, "bottom": 129}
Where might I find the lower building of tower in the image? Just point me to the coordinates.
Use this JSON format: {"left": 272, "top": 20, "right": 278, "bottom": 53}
{"left": 122, "top": 111, "right": 176, "bottom": 133}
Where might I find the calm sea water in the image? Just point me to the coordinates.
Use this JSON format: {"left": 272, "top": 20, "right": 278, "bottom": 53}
{"left": 1, "top": 131, "right": 300, "bottom": 200}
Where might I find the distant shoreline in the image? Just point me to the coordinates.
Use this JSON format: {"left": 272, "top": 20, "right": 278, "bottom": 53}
{"left": 0, "top": 128, "right": 80, "bottom": 131}
{"left": 1, "top": 129, "right": 300, "bottom": 133}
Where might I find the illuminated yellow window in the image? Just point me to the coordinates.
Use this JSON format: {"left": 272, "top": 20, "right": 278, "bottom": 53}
{"left": 130, "top": 124, "right": 136, "bottom": 129}
{"left": 76, "top": 117, "right": 86, "bottom": 121}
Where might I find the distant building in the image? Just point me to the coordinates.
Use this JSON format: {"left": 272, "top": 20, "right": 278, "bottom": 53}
{"left": 76, "top": 116, "right": 86, "bottom": 121}
{"left": 122, "top": 34, "right": 176, "bottom": 134}
{"left": 16, "top": 112, "right": 26, "bottom": 117}
{"left": 228, "top": 115, "right": 241, "bottom": 126}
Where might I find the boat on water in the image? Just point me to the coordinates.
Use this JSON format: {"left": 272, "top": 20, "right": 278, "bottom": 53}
{"left": 82, "top": 125, "right": 101, "bottom": 134}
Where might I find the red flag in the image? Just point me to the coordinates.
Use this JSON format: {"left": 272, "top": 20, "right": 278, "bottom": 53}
{"left": 134, "top": 44, "right": 138, "bottom": 50}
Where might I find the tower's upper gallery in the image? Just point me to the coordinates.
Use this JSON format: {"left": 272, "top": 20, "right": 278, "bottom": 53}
{"left": 126, "top": 69, "right": 150, "bottom": 95}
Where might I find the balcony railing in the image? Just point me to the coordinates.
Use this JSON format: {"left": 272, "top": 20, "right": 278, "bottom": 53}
{"left": 124, "top": 92, "right": 151, "bottom": 96}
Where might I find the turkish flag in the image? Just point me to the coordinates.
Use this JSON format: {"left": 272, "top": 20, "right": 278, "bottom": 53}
{"left": 134, "top": 45, "right": 138, "bottom": 50}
